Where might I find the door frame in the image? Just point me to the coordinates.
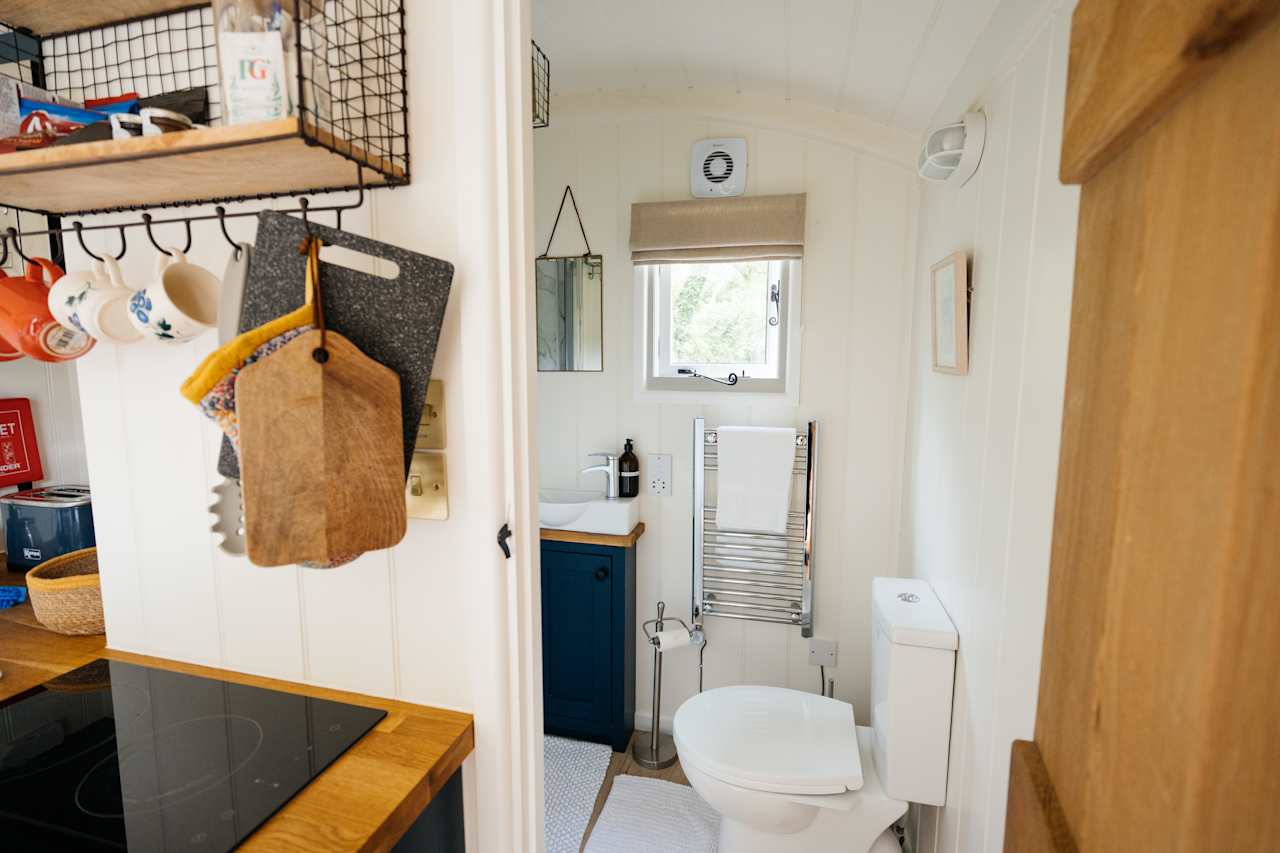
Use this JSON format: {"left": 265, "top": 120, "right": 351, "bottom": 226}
{"left": 453, "top": 0, "right": 543, "bottom": 850}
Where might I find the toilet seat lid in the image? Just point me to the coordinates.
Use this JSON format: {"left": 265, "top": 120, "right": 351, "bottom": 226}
{"left": 673, "top": 685, "right": 864, "bottom": 795}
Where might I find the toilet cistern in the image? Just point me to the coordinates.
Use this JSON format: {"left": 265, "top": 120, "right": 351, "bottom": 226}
{"left": 581, "top": 452, "right": 620, "bottom": 499}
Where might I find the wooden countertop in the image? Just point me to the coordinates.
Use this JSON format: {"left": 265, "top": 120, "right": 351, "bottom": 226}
{"left": 0, "top": 602, "right": 474, "bottom": 852}
{"left": 540, "top": 522, "right": 646, "bottom": 548}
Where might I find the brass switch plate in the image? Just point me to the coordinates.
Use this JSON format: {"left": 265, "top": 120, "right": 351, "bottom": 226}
{"left": 406, "top": 451, "right": 448, "bottom": 520}
{"left": 415, "top": 380, "right": 446, "bottom": 450}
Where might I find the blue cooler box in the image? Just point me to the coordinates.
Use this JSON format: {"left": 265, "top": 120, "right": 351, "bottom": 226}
{"left": 1, "top": 485, "right": 95, "bottom": 570}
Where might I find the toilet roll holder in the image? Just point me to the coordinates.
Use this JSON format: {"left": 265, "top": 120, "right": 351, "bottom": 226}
{"left": 634, "top": 601, "right": 704, "bottom": 770}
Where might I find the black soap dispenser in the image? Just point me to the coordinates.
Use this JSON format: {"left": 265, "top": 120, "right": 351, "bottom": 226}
{"left": 619, "top": 438, "right": 640, "bottom": 498}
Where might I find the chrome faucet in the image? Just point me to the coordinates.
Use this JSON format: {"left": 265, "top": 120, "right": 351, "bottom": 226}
{"left": 581, "top": 452, "right": 620, "bottom": 499}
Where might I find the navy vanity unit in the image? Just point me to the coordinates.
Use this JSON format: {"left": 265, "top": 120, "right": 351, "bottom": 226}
{"left": 540, "top": 525, "right": 642, "bottom": 752}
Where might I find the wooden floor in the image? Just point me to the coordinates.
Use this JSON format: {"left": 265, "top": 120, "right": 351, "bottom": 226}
{"left": 580, "top": 731, "right": 690, "bottom": 852}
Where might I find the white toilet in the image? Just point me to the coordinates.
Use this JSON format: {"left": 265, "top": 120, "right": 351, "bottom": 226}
{"left": 673, "top": 577, "right": 958, "bottom": 853}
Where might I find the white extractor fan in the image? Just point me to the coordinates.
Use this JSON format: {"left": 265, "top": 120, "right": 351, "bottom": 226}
{"left": 691, "top": 138, "right": 747, "bottom": 198}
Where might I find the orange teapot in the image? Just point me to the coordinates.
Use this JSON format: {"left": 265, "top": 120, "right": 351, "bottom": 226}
{"left": 0, "top": 258, "right": 94, "bottom": 362}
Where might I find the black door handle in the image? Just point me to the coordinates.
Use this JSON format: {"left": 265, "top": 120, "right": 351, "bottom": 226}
{"left": 594, "top": 567, "right": 608, "bottom": 581}
{"left": 497, "top": 523, "right": 512, "bottom": 559}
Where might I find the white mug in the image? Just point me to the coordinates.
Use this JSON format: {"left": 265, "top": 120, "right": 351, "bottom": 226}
{"left": 126, "top": 249, "right": 220, "bottom": 344}
{"left": 47, "top": 258, "right": 143, "bottom": 344}
{"left": 80, "top": 287, "right": 143, "bottom": 344}
{"left": 47, "top": 258, "right": 120, "bottom": 335}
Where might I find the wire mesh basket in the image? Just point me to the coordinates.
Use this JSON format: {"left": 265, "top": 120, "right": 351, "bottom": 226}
{"left": 532, "top": 39, "right": 549, "bottom": 129}
{"left": 0, "top": 1, "right": 409, "bottom": 211}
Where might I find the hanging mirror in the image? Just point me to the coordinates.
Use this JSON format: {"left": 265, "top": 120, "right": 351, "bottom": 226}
{"left": 536, "top": 186, "right": 603, "bottom": 371}
{"left": 536, "top": 254, "right": 603, "bottom": 371}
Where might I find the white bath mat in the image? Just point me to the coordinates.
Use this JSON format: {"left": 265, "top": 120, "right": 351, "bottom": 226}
{"left": 583, "top": 775, "right": 720, "bottom": 853}
{"left": 544, "top": 735, "right": 613, "bottom": 853}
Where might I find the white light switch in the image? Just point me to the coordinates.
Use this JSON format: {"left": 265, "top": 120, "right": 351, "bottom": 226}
{"left": 647, "top": 453, "right": 672, "bottom": 497}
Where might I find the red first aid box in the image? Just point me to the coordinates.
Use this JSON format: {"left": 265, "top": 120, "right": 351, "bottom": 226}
{"left": 0, "top": 398, "right": 44, "bottom": 488}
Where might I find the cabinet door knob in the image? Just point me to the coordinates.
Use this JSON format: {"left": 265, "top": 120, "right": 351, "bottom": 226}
{"left": 594, "top": 567, "right": 609, "bottom": 581}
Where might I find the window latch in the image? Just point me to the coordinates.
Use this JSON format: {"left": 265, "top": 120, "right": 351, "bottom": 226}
{"left": 769, "top": 282, "right": 781, "bottom": 327}
{"left": 676, "top": 368, "right": 740, "bottom": 387}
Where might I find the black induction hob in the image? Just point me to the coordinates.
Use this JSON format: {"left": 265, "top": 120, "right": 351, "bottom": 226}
{"left": 0, "top": 658, "right": 387, "bottom": 852}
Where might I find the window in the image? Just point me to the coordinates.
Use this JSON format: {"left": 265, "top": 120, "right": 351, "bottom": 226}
{"left": 643, "top": 259, "right": 799, "bottom": 394}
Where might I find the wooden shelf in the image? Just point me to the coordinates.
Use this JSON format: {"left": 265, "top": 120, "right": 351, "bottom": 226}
{"left": 0, "top": 118, "right": 403, "bottom": 216}
{"left": 2, "top": 1, "right": 218, "bottom": 36}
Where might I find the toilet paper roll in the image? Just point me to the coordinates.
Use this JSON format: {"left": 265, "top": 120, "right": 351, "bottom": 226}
{"left": 654, "top": 628, "right": 691, "bottom": 652}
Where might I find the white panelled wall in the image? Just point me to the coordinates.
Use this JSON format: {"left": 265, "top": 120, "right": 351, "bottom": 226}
{"left": 0, "top": 360, "right": 88, "bottom": 510}
{"left": 70, "top": 37, "right": 468, "bottom": 710}
{"left": 900, "top": 3, "right": 1080, "bottom": 852}
{"left": 55, "top": 1, "right": 536, "bottom": 851}
{"left": 534, "top": 93, "right": 919, "bottom": 728}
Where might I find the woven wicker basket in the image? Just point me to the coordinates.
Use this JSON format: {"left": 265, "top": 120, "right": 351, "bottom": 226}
{"left": 26, "top": 548, "right": 105, "bottom": 636}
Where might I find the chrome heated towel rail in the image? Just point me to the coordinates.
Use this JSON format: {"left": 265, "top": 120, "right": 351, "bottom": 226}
{"left": 692, "top": 417, "right": 816, "bottom": 637}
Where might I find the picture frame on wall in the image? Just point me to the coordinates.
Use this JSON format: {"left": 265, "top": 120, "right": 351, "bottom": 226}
{"left": 931, "top": 251, "right": 969, "bottom": 375}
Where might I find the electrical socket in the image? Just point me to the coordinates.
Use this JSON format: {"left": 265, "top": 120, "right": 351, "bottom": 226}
{"left": 808, "top": 638, "right": 837, "bottom": 667}
{"left": 647, "top": 453, "right": 672, "bottom": 497}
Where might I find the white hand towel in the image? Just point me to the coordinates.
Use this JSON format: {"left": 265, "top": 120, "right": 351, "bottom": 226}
{"left": 715, "top": 425, "right": 797, "bottom": 534}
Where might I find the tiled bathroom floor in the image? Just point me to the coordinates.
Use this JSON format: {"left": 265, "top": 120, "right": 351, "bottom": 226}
{"left": 580, "top": 731, "right": 690, "bottom": 851}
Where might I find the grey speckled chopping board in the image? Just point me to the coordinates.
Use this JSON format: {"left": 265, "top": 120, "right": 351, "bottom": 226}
{"left": 217, "top": 211, "right": 454, "bottom": 479}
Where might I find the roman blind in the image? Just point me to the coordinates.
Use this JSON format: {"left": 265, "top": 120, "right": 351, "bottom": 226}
{"left": 629, "top": 193, "right": 806, "bottom": 264}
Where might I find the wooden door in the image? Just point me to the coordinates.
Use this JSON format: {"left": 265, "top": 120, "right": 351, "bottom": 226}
{"left": 540, "top": 544, "right": 615, "bottom": 734}
{"left": 1005, "top": 3, "right": 1280, "bottom": 851}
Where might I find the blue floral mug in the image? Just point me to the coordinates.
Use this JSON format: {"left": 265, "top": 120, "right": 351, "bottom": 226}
{"left": 126, "top": 249, "right": 220, "bottom": 344}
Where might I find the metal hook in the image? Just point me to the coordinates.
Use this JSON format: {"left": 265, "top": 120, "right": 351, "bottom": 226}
{"left": 0, "top": 234, "right": 8, "bottom": 268}
{"left": 112, "top": 225, "right": 128, "bottom": 260}
{"left": 215, "top": 207, "right": 242, "bottom": 257}
{"left": 141, "top": 213, "right": 191, "bottom": 256}
{"left": 73, "top": 223, "right": 103, "bottom": 262}
{"left": 5, "top": 227, "right": 32, "bottom": 265}
{"left": 299, "top": 197, "right": 312, "bottom": 234}
{"left": 142, "top": 213, "right": 172, "bottom": 256}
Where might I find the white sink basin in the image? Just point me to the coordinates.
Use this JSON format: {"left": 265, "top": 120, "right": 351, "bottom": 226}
{"left": 539, "top": 489, "right": 640, "bottom": 536}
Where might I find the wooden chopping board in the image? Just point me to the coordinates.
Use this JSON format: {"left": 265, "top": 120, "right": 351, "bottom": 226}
{"left": 237, "top": 329, "right": 407, "bottom": 567}
{"left": 219, "top": 211, "right": 455, "bottom": 481}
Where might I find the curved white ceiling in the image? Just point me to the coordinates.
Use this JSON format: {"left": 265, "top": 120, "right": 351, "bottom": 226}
{"left": 533, "top": 0, "right": 1009, "bottom": 132}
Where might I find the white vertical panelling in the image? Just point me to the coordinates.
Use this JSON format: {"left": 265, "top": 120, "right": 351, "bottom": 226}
{"left": 891, "top": 0, "right": 1006, "bottom": 130}
{"left": 0, "top": 358, "right": 91, "bottom": 545}
{"left": 534, "top": 94, "right": 918, "bottom": 730}
{"left": 842, "top": 0, "right": 942, "bottom": 121}
{"left": 299, "top": 552, "right": 398, "bottom": 695}
{"left": 62, "top": 0, "right": 496, "bottom": 727}
{"left": 532, "top": 0, "right": 1018, "bottom": 133}
{"left": 900, "top": 4, "right": 1078, "bottom": 852}
{"left": 0, "top": 360, "right": 88, "bottom": 486}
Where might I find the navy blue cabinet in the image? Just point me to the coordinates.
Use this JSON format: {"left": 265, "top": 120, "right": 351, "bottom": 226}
{"left": 541, "top": 537, "right": 636, "bottom": 752}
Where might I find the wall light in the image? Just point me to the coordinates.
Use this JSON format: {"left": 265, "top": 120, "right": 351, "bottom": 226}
{"left": 917, "top": 111, "right": 986, "bottom": 186}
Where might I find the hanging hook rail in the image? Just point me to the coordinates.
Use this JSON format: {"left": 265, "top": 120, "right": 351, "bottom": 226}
{"left": 1, "top": 166, "right": 367, "bottom": 248}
